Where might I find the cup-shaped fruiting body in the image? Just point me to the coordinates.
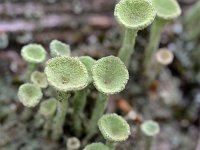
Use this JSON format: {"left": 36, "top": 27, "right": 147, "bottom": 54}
{"left": 67, "top": 137, "right": 81, "bottom": 150}
{"left": 44, "top": 56, "right": 89, "bottom": 92}
{"left": 156, "top": 48, "right": 174, "bottom": 65}
{"left": 18, "top": 83, "right": 42, "bottom": 107}
{"left": 50, "top": 39, "right": 71, "bottom": 57}
{"left": 39, "top": 98, "right": 57, "bottom": 118}
{"left": 98, "top": 113, "right": 131, "bottom": 142}
{"left": 31, "top": 71, "right": 48, "bottom": 88}
{"left": 92, "top": 56, "right": 129, "bottom": 95}
{"left": 83, "top": 143, "right": 109, "bottom": 150}
{"left": 21, "top": 44, "right": 46, "bottom": 63}
{"left": 115, "top": 0, "right": 156, "bottom": 66}
{"left": 79, "top": 56, "right": 96, "bottom": 84}
{"left": 152, "top": 0, "right": 181, "bottom": 20}
{"left": 141, "top": 120, "right": 160, "bottom": 137}
{"left": 114, "top": 0, "right": 156, "bottom": 30}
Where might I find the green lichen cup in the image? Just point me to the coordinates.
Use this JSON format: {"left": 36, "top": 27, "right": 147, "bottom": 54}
{"left": 141, "top": 120, "right": 160, "bottom": 137}
{"left": 98, "top": 113, "right": 131, "bottom": 142}
{"left": 114, "top": 0, "right": 156, "bottom": 66}
{"left": 31, "top": 71, "right": 48, "bottom": 88}
{"left": 21, "top": 44, "right": 46, "bottom": 64}
{"left": 83, "top": 143, "right": 109, "bottom": 150}
{"left": 44, "top": 56, "right": 89, "bottom": 92}
{"left": 92, "top": 56, "right": 129, "bottom": 95}
{"left": 18, "top": 83, "right": 43, "bottom": 107}
{"left": 50, "top": 39, "right": 71, "bottom": 57}
{"left": 114, "top": 0, "right": 156, "bottom": 30}
{"left": 152, "top": 0, "right": 181, "bottom": 20}
{"left": 39, "top": 98, "right": 57, "bottom": 118}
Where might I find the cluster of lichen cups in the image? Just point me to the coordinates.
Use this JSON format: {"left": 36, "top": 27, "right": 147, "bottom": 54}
{"left": 17, "top": 39, "right": 130, "bottom": 148}
{"left": 16, "top": 0, "right": 184, "bottom": 148}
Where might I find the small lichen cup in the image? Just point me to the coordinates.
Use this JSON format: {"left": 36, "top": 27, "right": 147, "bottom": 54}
{"left": 31, "top": 71, "right": 48, "bottom": 88}
{"left": 86, "top": 56, "right": 129, "bottom": 141}
{"left": 18, "top": 83, "right": 43, "bottom": 107}
{"left": 143, "top": 0, "right": 181, "bottom": 75}
{"left": 98, "top": 114, "right": 130, "bottom": 150}
{"left": 50, "top": 39, "right": 71, "bottom": 57}
{"left": 21, "top": 43, "right": 46, "bottom": 80}
{"left": 66, "top": 137, "right": 81, "bottom": 150}
{"left": 39, "top": 98, "right": 57, "bottom": 136}
{"left": 73, "top": 56, "right": 96, "bottom": 135}
{"left": 141, "top": 120, "right": 160, "bottom": 150}
{"left": 83, "top": 143, "right": 109, "bottom": 150}
{"left": 114, "top": 0, "right": 156, "bottom": 67}
{"left": 39, "top": 98, "right": 57, "bottom": 119}
{"left": 156, "top": 48, "right": 174, "bottom": 66}
{"left": 149, "top": 48, "right": 174, "bottom": 81}
{"left": 44, "top": 56, "right": 89, "bottom": 140}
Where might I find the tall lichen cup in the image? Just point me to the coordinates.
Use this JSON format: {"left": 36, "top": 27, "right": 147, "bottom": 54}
{"left": 73, "top": 56, "right": 96, "bottom": 135}
{"left": 143, "top": 0, "right": 181, "bottom": 75}
{"left": 83, "top": 143, "right": 109, "bottom": 150}
{"left": 18, "top": 83, "right": 43, "bottom": 107}
{"left": 114, "top": 0, "right": 156, "bottom": 67}
{"left": 44, "top": 56, "right": 89, "bottom": 139}
{"left": 21, "top": 44, "right": 46, "bottom": 80}
{"left": 98, "top": 113, "right": 131, "bottom": 150}
{"left": 86, "top": 56, "right": 129, "bottom": 140}
{"left": 141, "top": 120, "right": 160, "bottom": 150}
{"left": 50, "top": 39, "right": 71, "bottom": 57}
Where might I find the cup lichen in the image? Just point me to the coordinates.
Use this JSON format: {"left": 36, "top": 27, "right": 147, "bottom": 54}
{"left": 83, "top": 143, "right": 109, "bottom": 150}
{"left": 18, "top": 83, "right": 43, "bottom": 107}
{"left": 67, "top": 137, "right": 81, "bottom": 150}
{"left": 31, "top": 71, "right": 48, "bottom": 88}
{"left": 98, "top": 113, "right": 130, "bottom": 142}
{"left": 114, "top": 0, "right": 156, "bottom": 66}
{"left": 92, "top": 56, "right": 129, "bottom": 95}
{"left": 21, "top": 43, "right": 46, "bottom": 64}
{"left": 50, "top": 39, "right": 71, "bottom": 57}
{"left": 44, "top": 56, "right": 89, "bottom": 92}
{"left": 141, "top": 120, "right": 160, "bottom": 150}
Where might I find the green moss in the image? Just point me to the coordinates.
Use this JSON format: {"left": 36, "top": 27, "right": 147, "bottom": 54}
{"left": 18, "top": 83, "right": 42, "bottom": 107}
{"left": 44, "top": 56, "right": 89, "bottom": 92}
{"left": 21, "top": 44, "right": 46, "bottom": 63}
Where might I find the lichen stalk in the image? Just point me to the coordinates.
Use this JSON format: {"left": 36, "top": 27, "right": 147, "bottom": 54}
{"left": 106, "top": 141, "right": 115, "bottom": 150}
{"left": 73, "top": 88, "right": 89, "bottom": 135}
{"left": 85, "top": 93, "right": 108, "bottom": 140}
{"left": 52, "top": 91, "right": 69, "bottom": 140}
{"left": 145, "top": 136, "right": 154, "bottom": 150}
{"left": 118, "top": 28, "right": 138, "bottom": 67}
{"left": 143, "top": 18, "right": 167, "bottom": 75}
{"left": 25, "top": 63, "right": 36, "bottom": 80}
